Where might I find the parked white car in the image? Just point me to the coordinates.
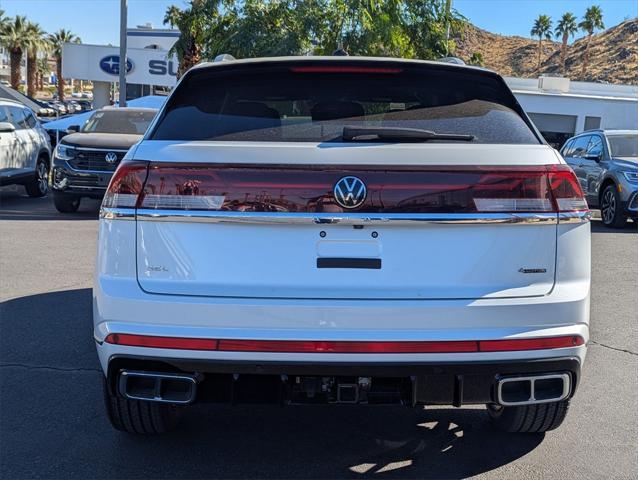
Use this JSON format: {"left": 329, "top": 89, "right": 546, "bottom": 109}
{"left": 95, "top": 56, "right": 591, "bottom": 435}
{"left": 0, "top": 99, "right": 52, "bottom": 197}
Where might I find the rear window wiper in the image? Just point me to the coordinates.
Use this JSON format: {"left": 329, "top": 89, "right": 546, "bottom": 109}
{"left": 342, "top": 126, "right": 475, "bottom": 142}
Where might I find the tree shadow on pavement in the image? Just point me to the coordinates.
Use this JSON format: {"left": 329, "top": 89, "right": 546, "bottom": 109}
{"left": 0, "top": 289, "right": 543, "bottom": 479}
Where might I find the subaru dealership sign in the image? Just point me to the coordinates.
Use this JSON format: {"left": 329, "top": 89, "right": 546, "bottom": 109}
{"left": 62, "top": 43, "right": 177, "bottom": 87}
{"left": 99, "top": 55, "right": 134, "bottom": 76}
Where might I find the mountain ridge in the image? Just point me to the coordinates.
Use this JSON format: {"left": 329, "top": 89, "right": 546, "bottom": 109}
{"left": 453, "top": 18, "right": 638, "bottom": 85}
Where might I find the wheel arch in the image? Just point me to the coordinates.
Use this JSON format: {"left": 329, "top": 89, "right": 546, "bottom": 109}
{"left": 37, "top": 148, "right": 51, "bottom": 165}
{"left": 598, "top": 177, "right": 617, "bottom": 205}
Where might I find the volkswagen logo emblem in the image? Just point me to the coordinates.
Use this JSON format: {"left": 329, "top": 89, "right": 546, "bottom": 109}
{"left": 104, "top": 152, "right": 118, "bottom": 164}
{"left": 99, "top": 55, "right": 133, "bottom": 76}
{"left": 333, "top": 176, "right": 367, "bottom": 209}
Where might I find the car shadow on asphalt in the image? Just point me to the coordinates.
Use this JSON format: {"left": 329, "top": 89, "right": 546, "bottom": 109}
{"left": 0, "top": 192, "right": 101, "bottom": 221}
{"left": 1, "top": 288, "right": 544, "bottom": 479}
{"left": 590, "top": 218, "right": 637, "bottom": 234}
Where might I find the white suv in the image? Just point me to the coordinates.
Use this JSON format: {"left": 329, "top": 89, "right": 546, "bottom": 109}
{"left": 95, "top": 57, "right": 590, "bottom": 434}
{"left": 0, "top": 99, "right": 51, "bottom": 197}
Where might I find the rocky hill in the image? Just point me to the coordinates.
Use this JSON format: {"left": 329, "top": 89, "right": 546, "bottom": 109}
{"left": 454, "top": 18, "right": 638, "bottom": 85}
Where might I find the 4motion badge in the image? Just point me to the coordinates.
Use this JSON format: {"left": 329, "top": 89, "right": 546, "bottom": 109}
{"left": 518, "top": 268, "right": 547, "bottom": 274}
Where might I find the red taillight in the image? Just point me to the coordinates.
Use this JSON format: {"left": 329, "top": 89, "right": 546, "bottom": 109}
{"left": 290, "top": 66, "right": 403, "bottom": 74}
{"left": 105, "top": 335, "right": 584, "bottom": 353}
{"left": 133, "top": 164, "right": 588, "bottom": 214}
{"left": 105, "top": 333, "right": 218, "bottom": 350}
{"left": 102, "top": 161, "right": 148, "bottom": 208}
{"left": 478, "top": 335, "right": 584, "bottom": 352}
{"left": 217, "top": 339, "right": 478, "bottom": 353}
{"left": 546, "top": 165, "right": 588, "bottom": 212}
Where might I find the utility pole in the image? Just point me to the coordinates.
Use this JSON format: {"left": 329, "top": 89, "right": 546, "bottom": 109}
{"left": 119, "top": 0, "right": 127, "bottom": 107}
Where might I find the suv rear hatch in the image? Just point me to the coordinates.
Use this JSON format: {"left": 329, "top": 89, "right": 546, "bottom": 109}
{"left": 103, "top": 59, "right": 586, "bottom": 300}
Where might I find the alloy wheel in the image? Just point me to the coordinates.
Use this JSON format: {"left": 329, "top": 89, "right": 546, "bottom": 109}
{"left": 601, "top": 188, "right": 616, "bottom": 224}
{"left": 37, "top": 162, "right": 49, "bottom": 195}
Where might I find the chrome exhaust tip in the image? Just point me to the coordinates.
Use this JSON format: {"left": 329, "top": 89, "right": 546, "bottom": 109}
{"left": 496, "top": 373, "right": 570, "bottom": 406}
{"left": 118, "top": 370, "right": 197, "bottom": 404}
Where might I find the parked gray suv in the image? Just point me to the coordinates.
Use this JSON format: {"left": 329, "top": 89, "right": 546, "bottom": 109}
{"left": 561, "top": 130, "right": 638, "bottom": 228}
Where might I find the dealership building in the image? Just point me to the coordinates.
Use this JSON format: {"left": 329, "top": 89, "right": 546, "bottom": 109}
{"left": 506, "top": 75, "right": 638, "bottom": 147}
{"left": 61, "top": 30, "right": 637, "bottom": 147}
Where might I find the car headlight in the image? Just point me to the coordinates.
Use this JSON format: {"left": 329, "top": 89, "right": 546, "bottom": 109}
{"left": 54, "top": 143, "right": 76, "bottom": 161}
{"left": 622, "top": 171, "right": 638, "bottom": 183}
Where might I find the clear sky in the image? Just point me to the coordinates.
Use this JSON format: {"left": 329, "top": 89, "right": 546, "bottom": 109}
{"left": 2, "top": 0, "right": 637, "bottom": 46}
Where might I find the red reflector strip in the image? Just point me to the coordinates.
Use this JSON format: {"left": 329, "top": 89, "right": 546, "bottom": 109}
{"left": 105, "top": 333, "right": 218, "bottom": 351}
{"left": 478, "top": 336, "right": 584, "bottom": 352}
{"left": 104, "top": 335, "right": 584, "bottom": 353}
{"left": 290, "top": 66, "right": 403, "bottom": 74}
{"left": 217, "top": 340, "right": 478, "bottom": 353}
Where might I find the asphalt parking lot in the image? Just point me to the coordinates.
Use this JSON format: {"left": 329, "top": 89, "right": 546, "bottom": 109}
{"left": 1, "top": 191, "right": 637, "bottom": 480}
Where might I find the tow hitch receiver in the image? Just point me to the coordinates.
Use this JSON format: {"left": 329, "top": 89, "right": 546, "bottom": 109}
{"left": 290, "top": 376, "right": 410, "bottom": 405}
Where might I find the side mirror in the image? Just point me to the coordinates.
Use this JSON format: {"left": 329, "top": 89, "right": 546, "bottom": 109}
{"left": 0, "top": 122, "right": 15, "bottom": 133}
{"left": 583, "top": 153, "right": 602, "bottom": 161}
{"left": 66, "top": 124, "right": 80, "bottom": 134}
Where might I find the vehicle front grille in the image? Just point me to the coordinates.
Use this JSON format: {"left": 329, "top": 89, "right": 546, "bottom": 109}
{"left": 629, "top": 193, "right": 638, "bottom": 211}
{"left": 68, "top": 149, "right": 127, "bottom": 172}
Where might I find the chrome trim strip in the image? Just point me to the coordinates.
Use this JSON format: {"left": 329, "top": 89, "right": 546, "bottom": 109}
{"left": 65, "top": 163, "right": 117, "bottom": 174}
{"left": 66, "top": 185, "right": 108, "bottom": 190}
{"left": 558, "top": 211, "right": 592, "bottom": 224}
{"left": 100, "top": 207, "right": 135, "bottom": 220}
{"left": 135, "top": 210, "right": 559, "bottom": 225}
{"left": 72, "top": 147, "right": 129, "bottom": 153}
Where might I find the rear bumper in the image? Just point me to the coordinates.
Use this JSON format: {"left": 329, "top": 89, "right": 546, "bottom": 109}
{"left": 104, "top": 354, "right": 581, "bottom": 406}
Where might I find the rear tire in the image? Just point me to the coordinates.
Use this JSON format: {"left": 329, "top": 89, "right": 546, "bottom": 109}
{"left": 600, "top": 184, "right": 626, "bottom": 228}
{"left": 486, "top": 400, "right": 570, "bottom": 433}
{"left": 25, "top": 158, "right": 49, "bottom": 198}
{"left": 103, "top": 377, "right": 182, "bottom": 434}
{"left": 53, "top": 192, "right": 81, "bottom": 213}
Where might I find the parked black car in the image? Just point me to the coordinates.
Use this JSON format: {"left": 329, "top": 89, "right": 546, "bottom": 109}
{"left": 51, "top": 107, "right": 157, "bottom": 212}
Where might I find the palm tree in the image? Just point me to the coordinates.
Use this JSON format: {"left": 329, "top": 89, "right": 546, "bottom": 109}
{"left": 163, "top": 0, "right": 221, "bottom": 77}
{"left": 0, "top": 15, "right": 29, "bottom": 89}
{"left": 36, "top": 57, "right": 49, "bottom": 91}
{"left": 48, "top": 29, "right": 80, "bottom": 100}
{"left": 555, "top": 12, "right": 578, "bottom": 73}
{"left": 468, "top": 52, "right": 484, "bottom": 67}
{"left": 25, "top": 22, "right": 49, "bottom": 97}
{"left": 579, "top": 5, "right": 604, "bottom": 76}
{"left": 163, "top": 5, "right": 182, "bottom": 28}
{"left": 530, "top": 15, "right": 553, "bottom": 71}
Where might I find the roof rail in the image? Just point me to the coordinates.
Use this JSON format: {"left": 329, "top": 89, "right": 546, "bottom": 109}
{"left": 437, "top": 56, "right": 466, "bottom": 65}
{"left": 213, "top": 54, "right": 236, "bottom": 63}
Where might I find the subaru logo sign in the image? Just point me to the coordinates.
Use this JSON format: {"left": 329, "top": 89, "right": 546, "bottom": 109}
{"left": 99, "top": 55, "right": 133, "bottom": 76}
{"left": 334, "top": 176, "right": 367, "bottom": 209}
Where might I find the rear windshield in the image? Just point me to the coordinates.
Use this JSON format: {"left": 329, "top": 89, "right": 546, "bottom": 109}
{"left": 83, "top": 110, "right": 156, "bottom": 135}
{"left": 151, "top": 62, "right": 539, "bottom": 144}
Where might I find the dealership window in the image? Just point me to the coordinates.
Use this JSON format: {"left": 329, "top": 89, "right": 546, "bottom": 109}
{"left": 528, "top": 112, "right": 576, "bottom": 149}
{"left": 584, "top": 116, "right": 601, "bottom": 131}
